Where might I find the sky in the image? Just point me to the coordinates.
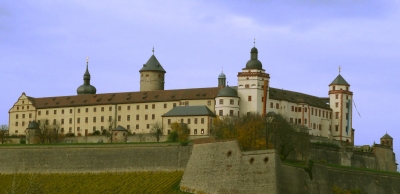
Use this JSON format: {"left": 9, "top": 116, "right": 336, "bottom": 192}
{"left": 1, "top": 1, "right": 399, "bottom": 166}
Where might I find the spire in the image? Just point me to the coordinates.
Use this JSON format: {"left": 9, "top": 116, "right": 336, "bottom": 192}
{"left": 254, "top": 38, "right": 256, "bottom": 47}
{"left": 84, "top": 56, "right": 91, "bottom": 85}
{"left": 77, "top": 56, "right": 97, "bottom": 95}
{"left": 152, "top": 47, "right": 154, "bottom": 55}
{"left": 339, "top": 66, "right": 341, "bottom": 75}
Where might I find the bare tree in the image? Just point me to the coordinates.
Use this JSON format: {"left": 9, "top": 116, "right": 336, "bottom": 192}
{"left": 150, "top": 122, "right": 164, "bottom": 142}
{"left": 107, "top": 118, "right": 116, "bottom": 143}
{"left": 0, "top": 124, "right": 9, "bottom": 144}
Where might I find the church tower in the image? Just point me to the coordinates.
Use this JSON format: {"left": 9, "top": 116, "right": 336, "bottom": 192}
{"left": 77, "top": 57, "right": 97, "bottom": 95}
{"left": 139, "top": 48, "right": 166, "bottom": 91}
{"left": 329, "top": 69, "right": 353, "bottom": 143}
{"left": 237, "top": 42, "right": 270, "bottom": 115}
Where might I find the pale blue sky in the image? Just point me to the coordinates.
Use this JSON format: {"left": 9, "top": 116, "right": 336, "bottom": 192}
{"left": 1, "top": 1, "right": 399, "bottom": 165}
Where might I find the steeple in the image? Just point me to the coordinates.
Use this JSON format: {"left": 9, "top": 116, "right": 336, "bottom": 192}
{"left": 77, "top": 57, "right": 97, "bottom": 95}
{"left": 245, "top": 40, "right": 263, "bottom": 70}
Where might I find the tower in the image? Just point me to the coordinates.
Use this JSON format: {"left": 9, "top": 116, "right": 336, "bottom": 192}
{"left": 77, "top": 57, "right": 97, "bottom": 95}
{"left": 381, "top": 133, "right": 393, "bottom": 149}
{"left": 237, "top": 43, "right": 270, "bottom": 115}
{"left": 328, "top": 69, "right": 353, "bottom": 142}
{"left": 139, "top": 48, "right": 166, "bottom": 91}
{"left": 218, "top": 71, "right": 226, "bottom": 87}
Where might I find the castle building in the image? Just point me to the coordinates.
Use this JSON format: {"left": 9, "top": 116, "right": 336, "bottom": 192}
{"left": 8, "top": 44, "right": 354, "bottom": 142}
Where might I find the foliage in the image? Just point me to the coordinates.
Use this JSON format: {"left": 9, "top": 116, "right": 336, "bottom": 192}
{"left": 170, "top": 122, "right": 190, "bottom": 142}
{"left": 0, "top": 124, "right": 9, "bottom": 144}
{"left": 312, "top": 141, "right": 340, "bottom": 148}
{"left": 211, "top": 112, "right": 310, "bottom": 161}
{"left": 36, "top": 119, "right": 64, "bottom": 144}
{"left": 150, "top": 122, "right": 164, "bottom": 142}
{"left": 168, "top": 131, "right": 179, "bottom": 142}
{"left": 0, "top": 171, "right": 188, "bottom": 194}
{"left": 65, "top": 132, "right": 75, "bottom": 137}
{"left": 91, "top": 130, "right": 101, "bottom": 136}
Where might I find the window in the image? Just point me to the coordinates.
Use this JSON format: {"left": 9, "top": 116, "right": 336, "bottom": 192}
{"left": 323, "top": 111, "right": 325, "bottom": 118}
{"left": 333, "top": 86, "right": 335, "bottom": 90}
{"left": 38, "top": 111, "right": 41, "bottom": 115}
{"left": 61, "top": 119, "right": 64, "bottom": 124}
{"left": 109, "top": 116, "right": 112, "bottom": 122}
{"left": 330, "top": 112, "right": 332, "bottom": 119}
{"left": 118, "top": 106, "right": 121, "bottom": 111}
{"left": 276, "top": 103, "right": 279, "bottom": 109}
{"left": 27, "top": 106, "right": 29, "bottom": 109}
{"left": 168, "top": 119, "right": 171, "bottom": 124}
{"left": 78, "top": 109, "right": 80, "bottom": 113}
{"left": 136, "top": 124, "right": 139, "bottom": 129}
{"left": 15, "top": 122, "right": 18, "bottom": 126}
{"left": 145, "top": 115, "right": 148, "bottom": 120}
{"left": 201, "top": 118, "right": 204, "bottom": 124}
{"left": 346, "top": 95, "right": 348, "bottom": 100}
{"left": 127, "top": 125, "right": 130, "bottom": 130}
{"left": 15, "top": 130, "right": 18, "bottom": 133}
{"left": 346, "top": 102, "right": 349, "bottom": 108}
{"left": 298, "top": 119, "right": 301, "bottom": 124}
{"left": 16, "top": 114, "right": 19, "bottom": 119}
{"left": 185, "top": 101, "right": 189, "bottom": 106}
{"left": 194, "top": 129, "right": 197, "bottom": 134}
{"left": 69, "top": 118, "right": 72, "bottom": 124}
{"left": 53, "top": 119, "right": 56, "bottom": 125}
{"left": 230, "top": 99, "right": 234, "bottom": 105}
{"left": 346, "top": 113, "right": 348, "bottom": 120}
{"left": 62, "top": 109, "right": 64, "bottom": 114}
{"left": 22, "top": 106, "right": 24, "bottom": 110}
{"left": 335, "top": 112, "right": 339, "bottom": 119}
{"left": 229, "top": 110, "right": 234, "bottom": 116}
{"left": 335, "top": 94, "right": 338, "bottom": 99}
{"left": 270, "top": 102, "right": 273, "bottom": 108}
{"left": 70, "top": 109, "right": 73, "bottom": 113}
{"left": 311, "top": 108, "right": 314, "bottom": 115}
{"left": 85, "top": 117, "right": 88, "bottom": 123}
{"left": 29, "top": 113, "right": 32, "bottom": 118}
{"left": 173, "top": 103, "right": 176, "bottom": 107}
{"left": 219, "top": 99, "right": 224, "bottom": 104}
{"left": 335, "top": 102, "right": 338, "bottom": 108}
{"left": 101, "top": 107, "right": 104, "bottom": 112}
{"left": 93, "top": 117, "right": 96, "bottom": 123}
{"left": 109, "top": 107, "right": 112, "bottom": 111}
{"left": 194, "top": 118, "right": 198, "bottom": 124}
{"left": 201, "top": 129, "right": 204, "bottom": 134}
{"left": 219, "top": 110, "right": 223, "bottom": 116}
{"left": 187, "top": 119, "right": 191, "bottom": 124}
{"left": 152, "top": 114, "right": 155, "bottom": 120}
{"left": 313, "top": 123, "right": 316, "bottom": 129}
{"left": 127, "top": 115, "right": 130, "bottom": 121}
{"left": 248, "top": 96, "right": 252, "bottom": 101}
{"left": 77, "top": 127, "right": 80, "bottom": 131}
{"left": 180, "top": 119, "right": 184, "bottom": 123}
{"left": 69, "top": 127, "right": 72, "bottom": 133}
{"left": 93, "top": 107, "right": 96, "bottom": 112}
{"left": 136, "top": 115, "right": 139, "bottom": 120}
{"left": 319, "top": 110, "right": 321, "bottom": 117}
{"left": 77, "top": 118, "right": 80, "bottom": 123}
{"left": 17, "top": 107, "right": 19, "bottom": 110}
{"left": 346, "top": 87, "right": 349, "bottom": 91}
{"left": 101, "top": 116, "right": 104, "bottom": 122}
{"left": 46, "top": 110, "right": 49, "bottom": 115}
{"left": 245, "top": 84, "right": 249, "bottom": 88}
{"left": 147, "top": 124, "right": 150, "bottom": 129}
{"left": 319, "top": 124, "right": 322, "bottom": 130}
{"left": 92, "top": 126, "right": 96, "bottom": 131}
{"left": 304, "top": 119, "right": 307, "bottom": 124}
{"left": 290, "top": 118, "right": 293, "bottom": 123}
{"left": 304, "top": 107, "right": 307, "bottom": 112}
{"left": 152, "top": 104, "right": 155, "bottom": 109}
{"left": 292, "top": 106, "right": 294, "bottom": 112}
{"left": 86, "top": 108, "right": 88, "bottom": 112}
{"left": 118, "top": 115, "right": 121, "bottom": 121}
{"left": 164, "top": 103, "right": 167, "bottom": 108}
{"left": 335, "top": 125, "right": 339, "bottom": 131}
{"left": 207, "top": 101, "right": 211, "bottom": 106}
{"left": 22, "top": 121, "right": 25, "bottom": 126}
{"left": 145, "top": 105, "right": 148, "bottom": 109}
{"left": 127, "top": 106, "right": 130, "bottom": 110}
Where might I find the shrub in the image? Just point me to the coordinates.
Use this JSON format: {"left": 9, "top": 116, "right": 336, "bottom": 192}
{"left": 92, "top": 130, "right": 101, "bottom": 136}
{"left": 167, "top": 131, "right": 178, "bottom": 142}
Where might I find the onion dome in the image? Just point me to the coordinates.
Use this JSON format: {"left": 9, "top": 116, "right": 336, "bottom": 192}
{"left": 218, "top": 71, "right": 226, "bottom": 78}
{"left": 77, "top": 59, "right": 97, "bottom": 95}
{"left": 245, "top": 47, "right": 263, "bottom": 69}
{"left": 217, "top": 86, "right": 238, "bottom": 97}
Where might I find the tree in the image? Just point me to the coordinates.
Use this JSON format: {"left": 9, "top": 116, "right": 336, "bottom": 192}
{"left": 169, "top": 122, "right": 190, "bottom": 142}
{"left": 150, "top": 122, "right": 164, "bottom": 142}
{"left": 106, "top": 118, "right": 116, "bottom": 143}
{"left": 0, "top": 124, "right": 9, "bottom": 144}
{"left": 36, "top": 119, "right": 63, "bottom": 144}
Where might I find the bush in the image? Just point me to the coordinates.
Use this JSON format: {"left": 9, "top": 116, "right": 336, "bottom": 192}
{"left": 20, "top": 138, "right": 26, "bottom": 144}
{"left": 65, "top": 133, "right": 75, "bottom": 137}
{"left": 167, "top": 131, "right": 178, "bottom": 142}
{"left": 92, "top": 130, "right": 101, "bottom": 136}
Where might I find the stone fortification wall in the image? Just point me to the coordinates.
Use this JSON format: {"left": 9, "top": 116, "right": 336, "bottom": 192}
{"left": 351, "top": 151, "right": 376, "bottom": 169}
{"left": 180, "top": 139, "right": 279, "bottom": 194}
{"left": 279, "top": 163, "right": 400, "bottom": 194}
{"left": 0, "top": 143, "right": 191, "bottom": 174}
{"left": 309, "top": 145, "right": 341, "bottom": 164}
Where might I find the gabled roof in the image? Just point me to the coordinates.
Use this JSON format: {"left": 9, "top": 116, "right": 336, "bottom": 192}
{"left": 330, "top": 74, "right": 350, "bottom": 86}
{"left": 381, "top": 133, "right": 393, "bottom": 139}
{"left": 162, "top": 106, "right": 216, "bottom": 117}
{"left": 269, "top": 87, "right": 331, "bottom": 110}
{"left": 26, "top": 87, "right": 220, "bottom": 109}
{"left": 139, "top": 55, "right": 166, "bottom": 72}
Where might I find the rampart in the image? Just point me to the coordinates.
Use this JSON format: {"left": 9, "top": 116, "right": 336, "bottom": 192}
{"left": 181, "top": 140, "right": 400, "bottom": 194}
{"left": 0, "top": 143, "right": 191, "bottom": 174}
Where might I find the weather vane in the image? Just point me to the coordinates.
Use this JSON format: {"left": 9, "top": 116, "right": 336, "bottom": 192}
{"left": 86, "top": 56, "right": 89, "bottom": 63}
{"left": 254, "top": 38, "right": 256, "bottom": 47}
{"left": 339, "top": 66, "right": 341, "bottom": 74}
{"left": 152, "top": 47, "right": 154, "bottom": 55}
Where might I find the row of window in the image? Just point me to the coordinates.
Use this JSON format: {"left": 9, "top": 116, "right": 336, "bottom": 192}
{"left": 16, "top": 105, "right": 30, "bottom": 111}
{"left": 332, "top": 86, "right": 349, "bottom": 91}
{"left": 167, "top": 128, "right": 205, "bottom": 135}
{"left": 218, "top": 110, "right": 237, "bottom": 116}
{"left": 15, "top": 113, "right": 33, "bottom": 119}
{"left": 167, "top": 118, "right": 206, "bottom": 125}
{"left": 219, "top": 99, "right": 238, "bottom": 105}
{"left": 334, "top": 94, "right": 350, "bottom": 100}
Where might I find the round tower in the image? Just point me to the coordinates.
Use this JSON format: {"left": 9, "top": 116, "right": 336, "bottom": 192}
{"left": 26, "top": 120, "right": 40, "bottom": 144}
{"left": 77, "top": 57, "right": 97, "bottom": 95}
{"left": 215, "top": 86, "right": 240, "bottom": 117}
{"left": 328, "top": 68, "right": 353, "bottom": 143}
{"left": 139, "top": 48, "right": 166, "bottom": 91}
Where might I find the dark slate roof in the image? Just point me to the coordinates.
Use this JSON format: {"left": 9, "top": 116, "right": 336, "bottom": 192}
{"left": 139, "top": 55, "right": 166, "bottom": 73}
{"left": 26, "top": 87, "right": 220, "bottom": 109}
{"left": 114, "top": 125, "right": 128, "bottom": 131}
{"left": 330, "top": 74, "right": 350, "bottom": 86}
{"left": 269, "top": 87, "right": 331, "bottom": 110}
{"left": 381, "top": 133, "right": 393, "bottom": 139}
{"left": 217, "top": 86, "right": 238, "bottom": 97}
{"left": 218, "top": 72, "right": 226, "bottom": 78}
{"left": 162, "top": 106, "right": 216, "bottom": 117}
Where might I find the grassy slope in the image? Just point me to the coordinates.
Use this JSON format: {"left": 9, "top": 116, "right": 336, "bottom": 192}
{"left": 0, "top": 171, "right": 189, "bottom": 194}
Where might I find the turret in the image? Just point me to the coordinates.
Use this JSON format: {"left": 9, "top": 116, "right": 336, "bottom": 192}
{"left": 218, "top": 71, "right": 226, "bottom": 88}
{"left": 329, "top": 68, "right": 353, "bottom": 143}
{"left": 381, "top": 133, "right": 393, "bottom": 149}
{"left": 77, "top": 57, "right": 97, "bottom": 95}
{"left": 139, "top": 48, "right": 166, "bottom": 91}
